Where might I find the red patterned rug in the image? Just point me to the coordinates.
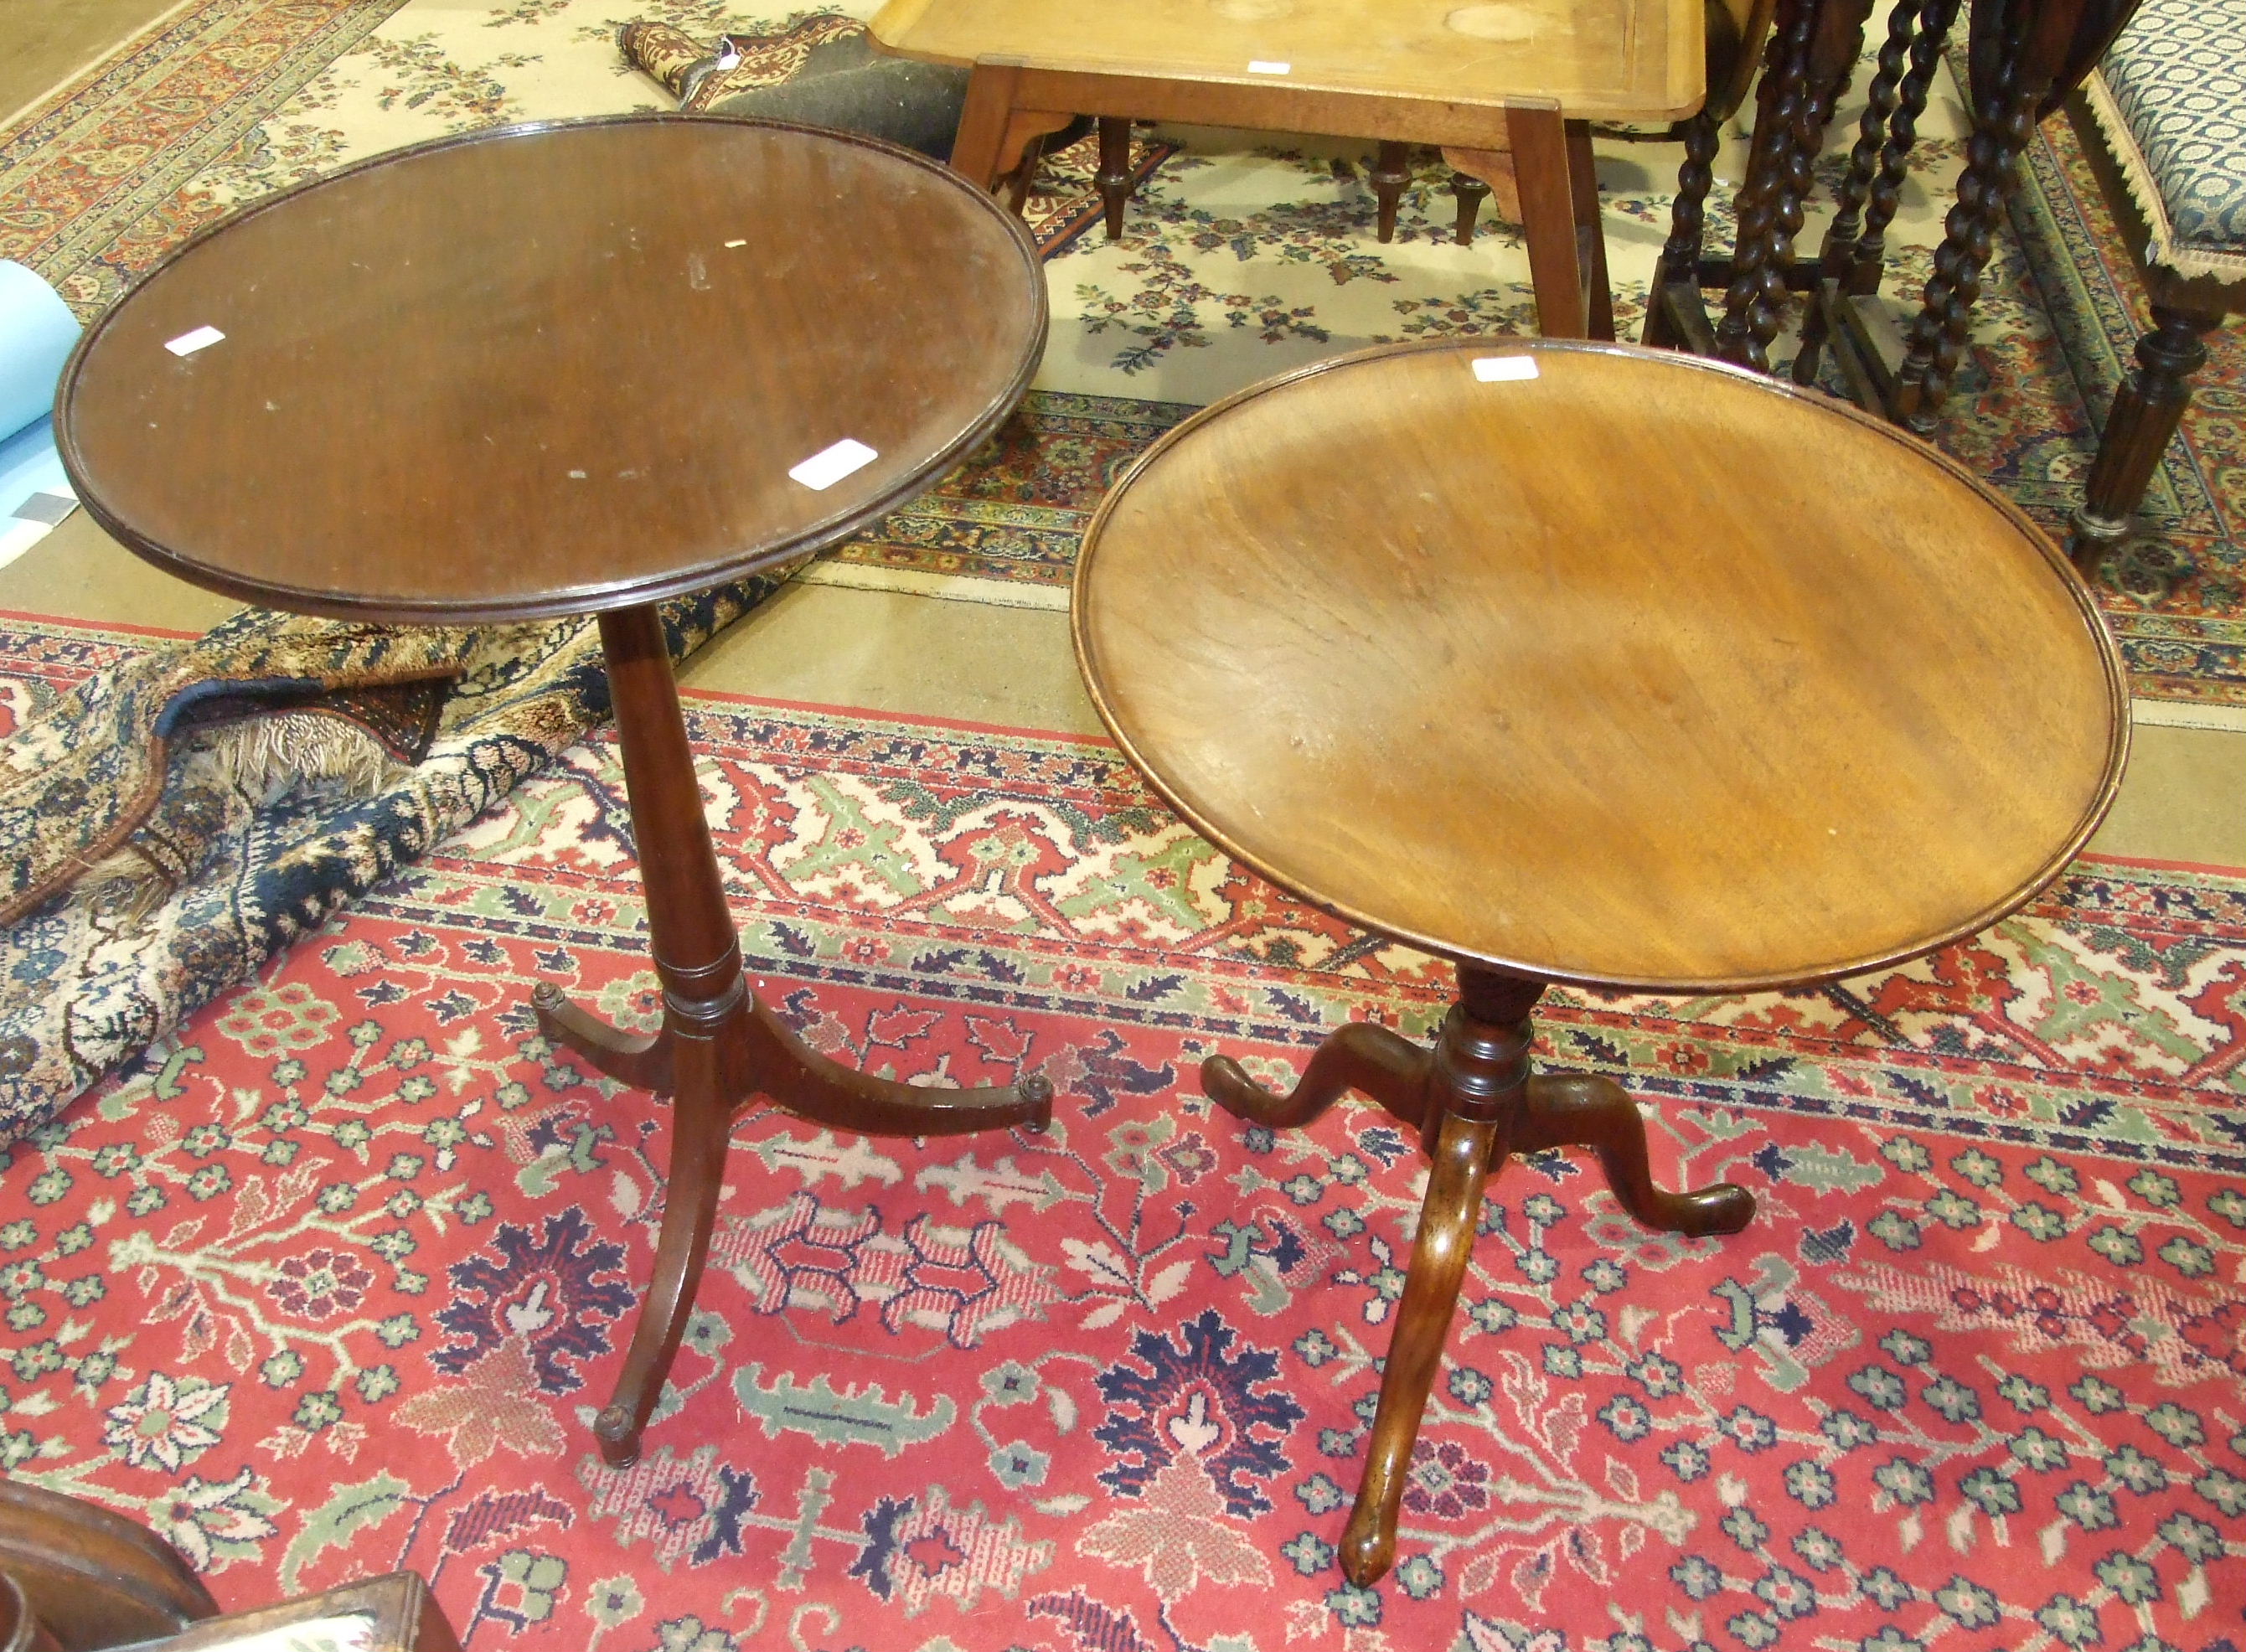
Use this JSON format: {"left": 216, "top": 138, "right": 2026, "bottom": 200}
{"left": 0, "top": 617, "right": 2240, "bottom": 1651}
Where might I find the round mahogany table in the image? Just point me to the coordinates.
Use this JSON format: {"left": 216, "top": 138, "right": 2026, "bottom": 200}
{"left": 57, "top": 115, "right": 1052, "bottom": 1467}
{"left": 1072, "top": 337, "right": 2128, "bottom": 1586}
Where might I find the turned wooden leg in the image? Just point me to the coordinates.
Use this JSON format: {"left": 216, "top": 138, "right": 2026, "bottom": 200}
{"left": 1725, "top": 0, "right": 1861, "bottom": 369}
{"left": 1097, "top": 115, "right": 1133, "bottom": 240}
{"left": 1518, "top": 1073, "right": 1756, "bottom": 1233}
{"left": 1340, "top": 1105, "right": 1503, "bottom": 1585}
{"left": 1894, "top": 16, "right": 2040, "bottom": 431}
{"left": 1797, "top": 0, "right": 1921, "bottom": 383}
{"left": 1848, "top": 0, "right": 1959, "bottom": 293}
{"left": 547, "top": 604, "right": 1053, "bottom": 1469}
{"left": 1643, "top": 110, "right": 1719, "bottom": 348}
{"left": 1203, "top": 1021, "right": 1432, "bottom": 1132}
{"left": 1442, "top": 147, "right": 1520, "bottom": 243}
{"left": 1717, "top": 0, "right": 1815, "bottom": 369}
{"left": 574, "top": 605, "right": 758, "bottom": 1467}
{"left": 1369, "top": 140, "right": 1411, "bottom": 242}
{"left": 2068, "top": 304, "right": 2220, "bottom": 580}
{"left": 1449, "top": 171, "right": 1490, "bottom": 244}
{"left": 1820, "top": 0, "right": 1922, "bottom": 272}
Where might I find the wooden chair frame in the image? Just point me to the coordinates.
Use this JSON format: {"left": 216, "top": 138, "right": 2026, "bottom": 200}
{"left": 2058, "top": 88, "right": 2243, "bottom": 581}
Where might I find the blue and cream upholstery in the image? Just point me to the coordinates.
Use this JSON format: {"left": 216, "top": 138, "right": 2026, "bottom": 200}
{"left": 2083, "top": 0, "right": 2246, "bottom": 281}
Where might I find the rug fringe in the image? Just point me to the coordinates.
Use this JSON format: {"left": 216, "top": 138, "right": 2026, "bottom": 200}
{"left": 199, "top": 707, "right": 400, "bottom": 804}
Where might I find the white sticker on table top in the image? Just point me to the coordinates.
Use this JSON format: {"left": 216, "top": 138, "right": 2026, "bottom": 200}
{"left": 1472, "top": 354, "right": 1539, "bottom": 381}
{"left": 165, "top": 325, "right": 225, "bottom": 357}
{"left": 788, "top": 437, "right": 878, "bottom": 491}
{"left": 1247, "top": 59, "right": 1291, "bottom": 74}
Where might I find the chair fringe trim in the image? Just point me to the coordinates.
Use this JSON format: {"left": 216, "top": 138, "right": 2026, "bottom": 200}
{"left": 2081, "top": 68, "right": 2246, "bottom": 284}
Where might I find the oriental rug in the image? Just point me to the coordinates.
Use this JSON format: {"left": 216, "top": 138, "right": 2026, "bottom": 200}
{"left": 0, "top": 584, "right": 784, "bottom": 1150}
{"left": 0, "top": 616, "right": 2240, "bottom": 1652}
{"left": 3, "top": 0, "right": 2240, "bottom": 703}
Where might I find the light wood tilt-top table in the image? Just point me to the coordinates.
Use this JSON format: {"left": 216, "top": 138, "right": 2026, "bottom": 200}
{"left": 54, "top": 115, "right": 1056, "bottom": 1470}
{"left": 1072, "top": 337, "right": 2129, "bottom": 1586}
{"left": 870, "top": 0, "right": 1709, "bottom": 338}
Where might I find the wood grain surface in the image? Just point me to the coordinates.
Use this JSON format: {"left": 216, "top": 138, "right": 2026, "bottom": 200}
{"left": 1073, "top": 338, "right": 2128, "bottom": 991}
{"left": 870, "top": 0, "right": 1703, "bottom": 121}
{"left": 0, "top": 1479, "right": 217, "bottom": 1652}
{"left": 57, "top": 116, "right": 1048, "bottom": 623}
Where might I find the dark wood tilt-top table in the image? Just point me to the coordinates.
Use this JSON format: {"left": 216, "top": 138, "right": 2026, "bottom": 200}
{"left": 1072, "top": 338, "right": 2130, "bottom": 1586}
{"left": 55, "top": 116, "right": 1054, "bottom": 1468}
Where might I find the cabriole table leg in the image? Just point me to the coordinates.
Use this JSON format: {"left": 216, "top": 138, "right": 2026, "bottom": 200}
{"left": 1206, "top": 963, "right": 1756, "bottom": 1584}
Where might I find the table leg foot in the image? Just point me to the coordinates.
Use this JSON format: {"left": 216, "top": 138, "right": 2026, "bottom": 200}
{"left": 1097, "top": 116, "right": 1133, "bottom": 240}
{"left": 1340, "top": 1107, "right": 1500, "bottom": 1586}
{"left": 744, "top": 993, "right": 1054, "bottom": 1136}
{"left": 592, "top": 1404, "right": 641, "bottom": 1468}
{"left": 1521, "top": 1072, "right": 1756, "bottom": 1234}
{"left": 1201, "top": 1021, "right": 1430, "bottom": 1131}
{"left": 534, "top": 983, "right": 674, "bottom": 1094}
{"left": 1369, "top": 141, "right": 1410, "bottom": 243}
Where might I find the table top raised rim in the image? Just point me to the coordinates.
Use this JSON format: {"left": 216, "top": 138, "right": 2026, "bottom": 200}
{"left": 1071, "top": 335, "right": 2132, "bottom": 995}
{"left": 54, "top": 113, "right": 1051, "bottom": 627}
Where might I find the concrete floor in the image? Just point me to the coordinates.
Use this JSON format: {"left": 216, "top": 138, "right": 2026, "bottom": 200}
{"left": 3, "top": 3, "right": 2238, "bottom": 873}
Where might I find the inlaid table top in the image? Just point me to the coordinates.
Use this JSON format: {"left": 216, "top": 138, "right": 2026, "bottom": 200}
{"left": 1073, "top": 339, "right": 2129, "bottom": 993}
{"left": 56, "top": 116, "right": 1047, "bottom": 625}
{"left": 868, "top": 0, "right": 1704, "bottom": 121}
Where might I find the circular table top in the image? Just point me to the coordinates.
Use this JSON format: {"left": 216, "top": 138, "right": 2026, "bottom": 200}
{"left": 1073, "top": 339, "right": 2129, "bottom": 993}
{"left": 57, "top": 116, "right": 1048, "bottom": 624}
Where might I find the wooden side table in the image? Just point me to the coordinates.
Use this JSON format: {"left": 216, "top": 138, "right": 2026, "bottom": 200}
{"left": 870, "top": 0, "right": 1712, "bottom": 340}
{"left": 56, "top": 116, "right": 1055, "bottom": 1469}
{"left": 1074, "top": 338, "right": 2127, "bottom": 1585}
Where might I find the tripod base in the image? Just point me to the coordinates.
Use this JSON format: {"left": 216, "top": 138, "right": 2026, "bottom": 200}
{"left": 1206, "top": 964, "right": 1753, "bottom": 1585}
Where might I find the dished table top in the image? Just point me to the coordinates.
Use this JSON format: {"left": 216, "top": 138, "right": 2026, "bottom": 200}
{"left": 1072, "top": 340, "right": 2129, "bottom": 993}
{"left": 869, "top": 0, "right": 1705, "bottom": 121}
{"left": 56, "top": 116, "right": 1048, "bottom": 625}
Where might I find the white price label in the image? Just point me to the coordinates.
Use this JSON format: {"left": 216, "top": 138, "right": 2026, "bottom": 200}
{"left": 1472, "top": 355, "right": 1539, "bottom": 382}
{"left": 165, "top": 325, "right": 226, "bottom": 357}
{"left": 788, "top": 437, "right": 878, "bottom": 491}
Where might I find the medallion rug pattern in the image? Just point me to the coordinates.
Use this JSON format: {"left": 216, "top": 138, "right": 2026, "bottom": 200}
{"left": 0, "top": 619, "right": 2240, "bottom": 1652}
{"left": 0, "top": 0, "right": 2238, "bottom": 699}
